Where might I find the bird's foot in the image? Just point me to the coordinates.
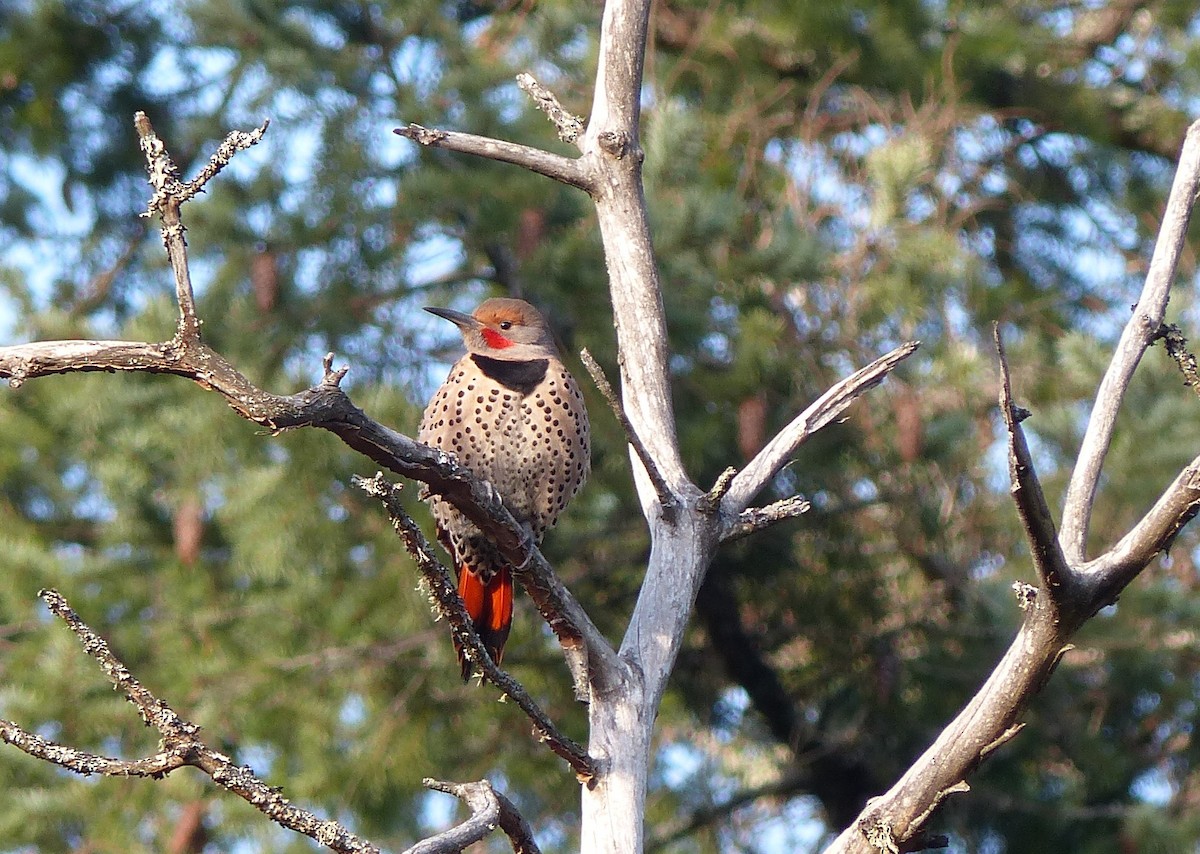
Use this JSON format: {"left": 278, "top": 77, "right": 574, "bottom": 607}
{"left": 515, "top": 525, "right": 537, "bottom": 570}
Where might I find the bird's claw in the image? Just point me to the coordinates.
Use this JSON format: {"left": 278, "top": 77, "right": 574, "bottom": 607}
{"left": 515, "top": 527, "right": 537, "bottom": 570}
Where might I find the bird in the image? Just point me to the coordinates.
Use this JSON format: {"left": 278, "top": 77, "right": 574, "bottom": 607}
{"left": 418, "top": 297, "right": 590, "bottom": 679}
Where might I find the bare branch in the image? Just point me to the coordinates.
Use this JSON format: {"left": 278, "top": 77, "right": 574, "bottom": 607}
{"left": 585, "top": 0, "right": 692, "bottom": 500}
{"left": 135, "top": 113, "right": 200, "bottom": 342}
{"left": 721, "top": 341, "right": 919, "bottom": 520}
{"left": 40, "top": 588, "right": 196, "bottom": 734}
{"left": 1, "top": 719, "right": 184, "bottom": 778}
{"left": 2, "top": 339, "right": 189, "bottom": 389}
{"left": 182, "top": 119, "right": 270, "bottom": 200}
{"left": 419, "top": 779, "right": 543, "bottom": 854}
{"left": 720, "top": 495, "right": 811, "bottom": 543}
{"left": 355, "top": 474, "right": 598, "bottom": 783}
{"left": 994, "top": 326, "right": 1072, "bottom": 592}
{"left": 408, "top": 779, "right": 499, "bottom": 854}
{"left": 517, "top": 73, "right": 585, "bottom": 145}
{"left": 827, "top": 610, "right": 1072, "bottom": 853}
{"left": 580, "top": 347, "right": 676, "bottom": 515}
{"left": 393, "top": 124, "right": 594, "bottom": 192}
{"left": 827, "top": 323, "right": 1200, "bottom": 852}
{"left": 1083, "top": 456, "right": 1200, "bottom": 600}
{"left": 19, "top": 590, "right": 382, "bottom": 854}
{"left": 1061, "top": 119, "right": 1200, "bottom": 562}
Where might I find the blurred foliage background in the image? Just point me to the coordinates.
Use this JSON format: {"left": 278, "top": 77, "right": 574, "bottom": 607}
{"left": 2, "top": 1, "right": 1200, "bottom": 852}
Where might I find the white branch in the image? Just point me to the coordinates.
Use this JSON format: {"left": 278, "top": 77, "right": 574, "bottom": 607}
{"left": 585, "top": 0, "right": 690, "bottom": 505}
{"left": 721, "top": 342, "right": 918, "bottom": 518}
{"left": 1061, "top": 119, "right": 1200, "bottom": 562}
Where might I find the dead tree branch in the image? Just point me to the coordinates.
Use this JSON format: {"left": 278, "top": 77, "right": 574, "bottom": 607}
{"left": 3, "top": 594, "right": 546, "bottom": 854}
{"left": 994, "top": 327, "right": 1072, "bottom": 593}
{"left": 1082, "top": 457, "right": 1200, "bottom": 601}
{"left": 1062, "top": 119, "right": 1200, "bottom": 563}
{"left": 355, "top": 473, "right": 597, "bottom": 782}
{"left": 721, "top": 341, "right": 920, "bottom": 522}
{"left": 393, "top": 124, "right": 594, "bottom": 192}
{"left": 0, "top": 331, "right": 616, "bottom": 695}
{"left": 580, "top": 347, "right": 676, "bottom": 516}
{"left": 1, "top": 590, "right": 382, "bottom": 854}
{"left": 721, "top": 495, "right": 812, "bottom": 543}
{"left": 1, "top": 116, "right": 619, "bottom": 696}
{"left": 828, "top": 592, "right": 1073, "bottom": 854}
{"left": 828, "top": 123, "right": 1200, "bottom": 854}
{"left": 417, "top": 779, "right": 543, "bottom": 854}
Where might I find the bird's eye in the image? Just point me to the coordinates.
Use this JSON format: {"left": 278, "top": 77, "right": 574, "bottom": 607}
{"left": 499, "top": 321, "right": 513, "bottom": 330}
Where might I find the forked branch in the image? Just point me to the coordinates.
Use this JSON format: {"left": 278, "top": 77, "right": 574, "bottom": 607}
{"left": 830, "top": 130, "right": 1200, "bottom": 845}
{"left": 3, "top": 596, "right": 544, "bottom": 854}
{"left": 355, "top": 473, "right": 598, "bottom": 783}
{"left": 135, "top": 112, "right": 267, "bottom": 342}
{"left": 419, "top": 779, "right": 544, "bottom": 854}
{"left": 0, "top": 590, "right": 382, "bottom": 854}
{"left": 721, "top": 341, "right": 920, "bottom": 522}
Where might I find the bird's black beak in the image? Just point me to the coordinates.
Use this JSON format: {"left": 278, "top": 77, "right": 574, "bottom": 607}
{"left": 424, "top": 306, "right": 480, "bottom": 329}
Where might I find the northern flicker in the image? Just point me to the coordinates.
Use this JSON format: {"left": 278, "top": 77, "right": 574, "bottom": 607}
{"left": 419, "top": 298, "right": 590, "bottom": 678}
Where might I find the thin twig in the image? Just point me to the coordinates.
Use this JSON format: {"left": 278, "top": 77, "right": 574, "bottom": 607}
{"left": 136, "top": 112, "right": 201, "bottom": 343}
{"left": 722, "top": 341, "right": 919, "bottom": 519}
{"left": 1061, "top": 119, "right": 1200, "bottom": 563}
{"left": 40, "top": 589, "right": 196, "bottom": 734}
{"left": 18, "top": 590, "right": 382, "bottom": 854}
{"left": 994, "top": 326, "right": 1072, "bottom": 593}
{"left": 580, "top": 347, "right": 676, "bottom": 516}
{"left": 355, "top": 474, "right": 598, "bottom": 784}
{"left": 517, "top": 73, "right": 585, "bottom": 145}
{"left": 182, "top": 119, "right": 270, "bottom": 201}
{"left": 4, "top": 592, "right": 544, "bottom": 854}
{"left": 393, "top": 124, "right": 594, "bottom": 192}
{"left": 0, "top": 720, "right": 183, "bottom": 778}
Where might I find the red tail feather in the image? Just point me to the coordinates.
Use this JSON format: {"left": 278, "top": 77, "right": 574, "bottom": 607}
{"left": 455, "top": 565, "right": 513, "bottom": 681}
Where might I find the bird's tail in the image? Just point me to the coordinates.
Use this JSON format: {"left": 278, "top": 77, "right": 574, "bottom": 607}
{"left": 455, "top": 565, "right": 513, "bottom": 681}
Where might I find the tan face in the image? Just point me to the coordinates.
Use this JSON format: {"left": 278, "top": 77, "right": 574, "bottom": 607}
{"left": 471, "top": 298, "right": 554, "bottom": 349}
{"left": 426, "top": 298, "right": 557, "bottom": 359}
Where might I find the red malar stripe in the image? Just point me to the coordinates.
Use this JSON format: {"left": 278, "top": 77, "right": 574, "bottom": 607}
{"left": 481, "top": 328, "right": 514, "bottom": 349}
